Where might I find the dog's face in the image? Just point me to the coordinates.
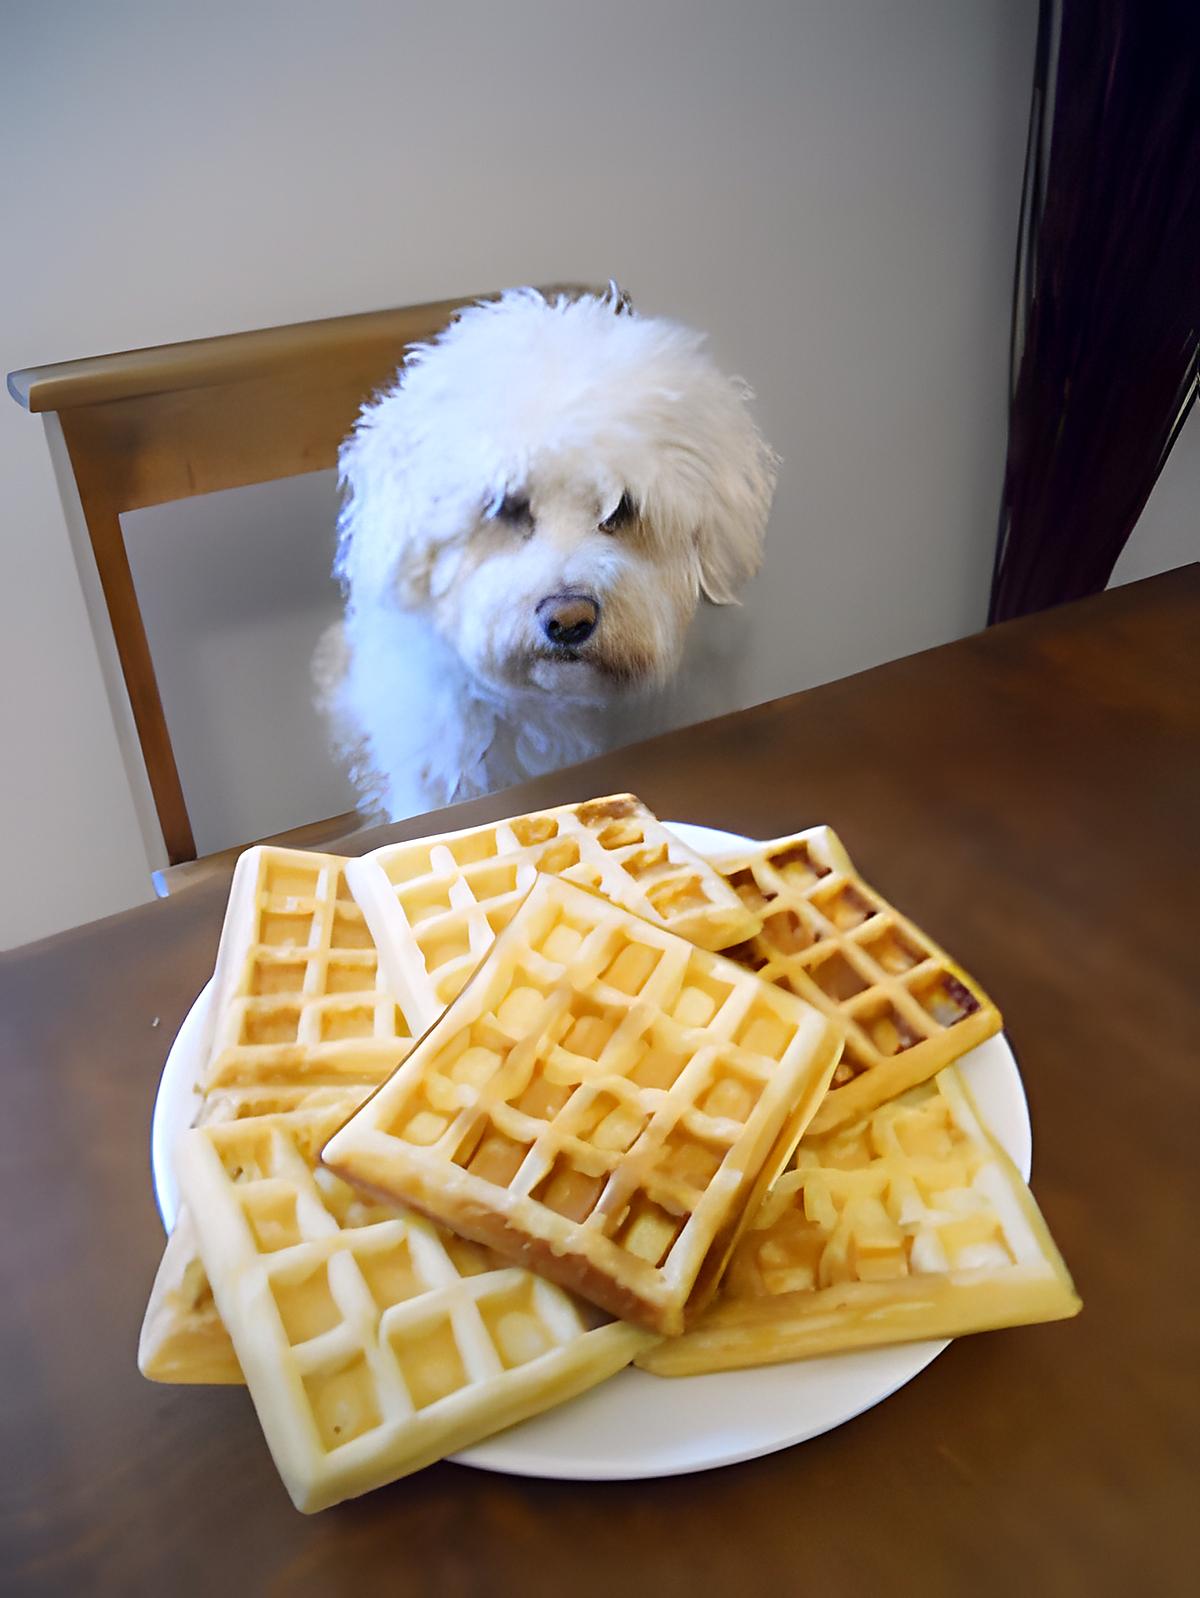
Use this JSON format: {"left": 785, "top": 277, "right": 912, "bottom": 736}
{"left": 336, "top": 288, "right": 776, "bottom": 702}
{"left": 423, "top": 470, "right": 699, "bottom": 702}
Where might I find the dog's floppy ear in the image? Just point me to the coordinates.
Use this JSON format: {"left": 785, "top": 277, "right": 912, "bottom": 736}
{"left": 334, "top": 374, "right": 479, "bottom": 610}
{"left": 334, "top": 403, "right": 397, "bottom": 604}
{"left": 690, "top": 379, "right": 778, "bottom": 604}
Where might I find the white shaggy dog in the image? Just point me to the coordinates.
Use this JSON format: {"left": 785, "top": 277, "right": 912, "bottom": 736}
{"left": 317, "top": 286, "right": 776, "bottom": 820}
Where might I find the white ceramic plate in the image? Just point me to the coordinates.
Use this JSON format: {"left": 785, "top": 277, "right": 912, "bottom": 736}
{"left": 152, "top": 821, "right": 1031, "bottom": 1481}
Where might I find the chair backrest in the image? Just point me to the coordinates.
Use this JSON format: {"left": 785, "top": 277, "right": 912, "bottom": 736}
{"left": 8, "top": 289, "right": 576, "bottom": 865}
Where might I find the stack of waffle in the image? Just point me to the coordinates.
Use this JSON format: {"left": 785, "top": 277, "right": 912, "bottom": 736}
{"left": 140, "top": 797, "right": 1078, "bottom": 1512}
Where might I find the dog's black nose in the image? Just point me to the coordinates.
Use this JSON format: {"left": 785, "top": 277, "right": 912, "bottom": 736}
{"left": 537, "top": 593, "right": 599, "bottom": 648}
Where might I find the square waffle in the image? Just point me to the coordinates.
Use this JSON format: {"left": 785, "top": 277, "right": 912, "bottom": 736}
{"left": 177, "top": 1105, "right": 654, "bottom": 1512}
{"left": 639, "top": 1067, "right": 1080, "bottom": 1375}
{"left": 717, "top": 827, "right": 1001, "bottom": 1132}
{"left": 139, "top": 1089, "right": 371, "bottom": 1386}
{"left": 198, "top": 844, "right": 423, "bottom": 1117}
{"left": 323, "top": 875, "right": 843, "bottom": 1336}
{"left": 345, "top": 793, "right": 761, "bottom": 1023}
{"left": 139, "top": 844, "right": 431, "bottom": 1384}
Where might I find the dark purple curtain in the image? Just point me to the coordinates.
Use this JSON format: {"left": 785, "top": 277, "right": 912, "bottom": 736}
{"left": 989, "top": 0, "right": 1200, "bottom": 624}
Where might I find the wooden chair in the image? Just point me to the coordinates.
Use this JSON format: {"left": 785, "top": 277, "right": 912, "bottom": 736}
{"left": 7, "top": 289, "right": 576, "bottom": 889}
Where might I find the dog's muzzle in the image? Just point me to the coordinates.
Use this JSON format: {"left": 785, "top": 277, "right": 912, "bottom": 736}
{"left": 536, "top": 592, "right": 599, "bottom": 650}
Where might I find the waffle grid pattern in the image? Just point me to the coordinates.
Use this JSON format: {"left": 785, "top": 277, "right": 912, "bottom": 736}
{"left": 639, "top": 1068, "right": 1080, "bottom": 1374}
{"left": 717, "top": 828, "right": 1001, "bottom": 1132}
{"left": 199, "top": 847, "right": 424, "bottom": 1118}
{"left": 178, "top": 1109, "right": 651, "bottom": 1512}
{"left": 751, "top": 1074, "right": 1013, "bottom": 1288}
{"left": 345, "top": 795, "right": 761, "bottom": 1023}
{"left": 140, "top": 846, "right": 429, "bottom": 1385}
{"left": 324, "top": 875, "right": 842, "bottom": 1335}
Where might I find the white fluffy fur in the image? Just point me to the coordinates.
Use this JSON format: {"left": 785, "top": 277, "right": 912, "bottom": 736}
{"left": 318, "top": 286, "right": 776, "bottom": 819}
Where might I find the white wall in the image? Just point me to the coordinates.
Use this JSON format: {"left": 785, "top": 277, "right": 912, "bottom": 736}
{"left": 0, "top": 0, "right": 1041, "bottom": 948}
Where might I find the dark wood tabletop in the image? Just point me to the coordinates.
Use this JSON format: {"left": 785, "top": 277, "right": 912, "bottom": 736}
{"left": 3, "top": 565, "right": 1198, "bottom": 1596}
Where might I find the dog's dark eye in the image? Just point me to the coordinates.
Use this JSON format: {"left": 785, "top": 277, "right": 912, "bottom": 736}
{"left": 599, "top": 492, "right": 636, "bottom": 534}
{"left": 494, "top": 493, "right": 531, "bottom": 524}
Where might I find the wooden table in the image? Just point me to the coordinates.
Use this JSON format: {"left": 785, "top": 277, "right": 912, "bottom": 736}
{"left": 3, "top": 566, "right": 1197, "bottom": 1596}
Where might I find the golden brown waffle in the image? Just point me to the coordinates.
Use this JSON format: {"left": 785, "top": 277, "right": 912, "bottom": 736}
{"left": 716, "top": 827, "right": 1001, "bottom": 1132}
{"left": 138, "top": 1208, "right": 243, "bottom": 1384}
{"left": 323, "top": 875, "right": 843, "bottom": 1336}
{"left": 345, "top": 794, "right": 761, "bottom": 1021}
{"left": 639, "top": 1067, "right": 1079, "bottom": 1375}
{"left": 139, "top": 845, "right": 430, "bottom": 1385}
{"left": 200, "top": 845, "right": 420, "bottom": 1104}
{"left": 177, "top": 1105, "right": 654, "bottom": 1512}
{"left": 139, "top": 1091, "right": 373, "bottom": 1385}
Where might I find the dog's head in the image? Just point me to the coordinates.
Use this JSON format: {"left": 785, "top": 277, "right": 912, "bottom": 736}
{"left": 335, "top": 286, "right": 776, "bottom": 701}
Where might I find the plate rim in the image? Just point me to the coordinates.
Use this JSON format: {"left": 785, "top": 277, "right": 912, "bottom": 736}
{"left": 150, "top": 817, "right": 1030, "bottom": 1481}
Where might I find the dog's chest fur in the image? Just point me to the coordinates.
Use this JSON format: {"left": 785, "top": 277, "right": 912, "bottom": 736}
{"left": 320, "top": 607, "right": 609, "bottom": 820}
